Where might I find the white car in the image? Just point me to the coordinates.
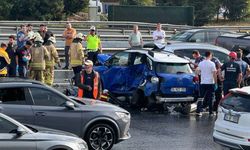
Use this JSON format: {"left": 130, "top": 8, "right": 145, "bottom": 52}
{"left": 213, "top": 86, "right": 250, "bottom": 150}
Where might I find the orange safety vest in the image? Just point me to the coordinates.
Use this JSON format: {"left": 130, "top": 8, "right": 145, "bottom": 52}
{"left": 78, "top": 71, "right": 99, "bottom": 99}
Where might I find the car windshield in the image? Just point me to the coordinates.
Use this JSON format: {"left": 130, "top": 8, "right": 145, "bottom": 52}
{"left": 156, "top": 63, "right": 192, "bottom": 74}
{"left": 221, "top": 93, "right": 250, "bottom": 112}
{"left": 170, "top": 31, "right": 193, "bottom": 41}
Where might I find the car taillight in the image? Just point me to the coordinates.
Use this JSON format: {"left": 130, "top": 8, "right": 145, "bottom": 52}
{"left": 219, "top": 93, "right": 232, "bottom": 104}
{"left": 193, "top": 76, "right": 199, "bottom": 83}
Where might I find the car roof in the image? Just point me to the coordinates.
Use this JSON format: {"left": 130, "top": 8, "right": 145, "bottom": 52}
{"left": 124, "top": 49, "right": 189, "bottom": 63}
{"left": 181, "top": 29, "right": 229, "bottom": 32}
{"left": 230, "top": 86, "right": 250, "bottom": 95}
{"left": 219, "top": 33, "right": 250, "bottom": 38}
{"left": 164, "top": 42, "right": 230, "bottom": 54}
{"left": 0, "top": 77, "right": 44, "bottom": 85}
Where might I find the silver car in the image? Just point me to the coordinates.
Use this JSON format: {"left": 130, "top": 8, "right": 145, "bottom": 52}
{"left": 0, "top": 112, "right": 88, "bottom": 150}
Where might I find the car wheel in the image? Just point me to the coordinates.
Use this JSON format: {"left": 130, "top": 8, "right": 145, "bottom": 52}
{"left": 86, "top": 124, "right": 115, "bottom": 150}
{"left": 180, "top": 103, "right": 191, "bottom": 115}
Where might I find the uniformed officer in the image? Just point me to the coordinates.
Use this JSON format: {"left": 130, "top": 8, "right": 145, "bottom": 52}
{"left": 219, "top": 52, "right": 242, "bottom": 96}
{"left": 0, "top": 43, "right": 10, "bottom": 77}
{"left": 29, "top": 35, "right": 49, "bottom": 83}
{"left": 69, "top": 33, "right": 84, "bottom": 76}
{"left": 235, "top": 49, "right": 249, "bottom": 87}
{"left": 44, "top": 36, "right": 60, "bottom": 86}
{"left": 85, "top": 26, "right": 102, "bottom": 65}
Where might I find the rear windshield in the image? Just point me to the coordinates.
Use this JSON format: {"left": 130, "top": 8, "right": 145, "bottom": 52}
{"left": 221, "top": 93, "right": 250, "bottom": 112}
{"left": 170, "top": 31, "right": 193, "bottom": 41}
{"left": 156, "top": 63, "right": 192, "bottom": 74}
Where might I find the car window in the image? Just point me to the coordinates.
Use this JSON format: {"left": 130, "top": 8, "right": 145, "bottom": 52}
{"left": 29, "top": 88, "right": 66, "bottom": 107}
{"left": 0, "top": 88, "right": 27, "bottom": 105}
{"left": 156, "top": 63, "right": 192, "bottom": 74}
{"left": 221, "top": 93, "right": 250, "bottom": 112}
{"left": 0, "top": 117, "right": 18, "bottom": 133}
{"left": 109, "top": 52, "right": 129, "bottom": 66}
{"left": 212, "top": 51, "right": 229, "bottom": 64}
{"left": 170, "top": 31, "right": 193, "bottom": 41}
{"left": 189, "top": 32, "right": 205, "bottom": 42}
{"left": 207, "top": 31, "right": 220, "bottom": 43}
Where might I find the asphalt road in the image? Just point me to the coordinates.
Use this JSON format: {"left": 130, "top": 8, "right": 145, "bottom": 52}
{"left": 112, "top": 111, "right": 227, "bottom": 150}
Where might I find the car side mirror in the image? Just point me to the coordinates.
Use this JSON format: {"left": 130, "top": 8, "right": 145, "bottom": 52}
{"left": 65, "top": 101, "right": 75, "bottom": 110}
{"left": 16, "top": 127, "right": 26, "bottom": 137}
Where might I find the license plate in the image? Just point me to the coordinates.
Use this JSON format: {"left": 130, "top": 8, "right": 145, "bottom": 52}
{"left": 224, "top": 114, "right": 239, "bottom": 124}
{"left": 171, "top": 87, "right": 186, "bottom": 92}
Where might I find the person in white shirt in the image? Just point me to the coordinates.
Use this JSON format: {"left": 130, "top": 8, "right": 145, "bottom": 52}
{"left": 128, "top": 25, "right": 143, "bottom": 48}
{"left": 195, "top": 51, "right": 217, "bottom": 116}
{"left": 152, "top": 23, "right": 166, "bottom": 44}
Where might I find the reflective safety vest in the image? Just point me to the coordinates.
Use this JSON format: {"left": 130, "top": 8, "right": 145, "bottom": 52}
{"left": 69, "top": 42, "right": 84, "bottom": 67}
{"left": 78, "top": 71, "right": 99, "bottom": 99}
{"left": 30, "top": 46, "right": 49, "bottom": 70}
{"left": 86, "top": 34, "right": 100, "bottom": 51}
{"left": 0, "top": 48, "right": 10, "bottom": 75}
{"left": 45, "top": 44, "right": 59, "bottom": 67}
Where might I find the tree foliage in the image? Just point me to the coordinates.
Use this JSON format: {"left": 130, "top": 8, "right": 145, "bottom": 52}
{"left": 220, "top": 0, "right": 248, "bottom": 20}
{"left": 120, "top": 0, "right": 154, "bottom": 6}
{"left": 0, "top": 0, "right": 88, "bottom": 20}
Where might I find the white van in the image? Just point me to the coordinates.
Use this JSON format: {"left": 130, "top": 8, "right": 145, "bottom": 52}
{"left": 89, "top": 0, "right": 103, "bottom": 13}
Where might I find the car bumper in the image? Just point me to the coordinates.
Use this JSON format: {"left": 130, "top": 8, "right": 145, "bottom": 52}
{"left": 117, "top": 132, "right": 131, "bottom": 143}
{"left": 155, "top": 96, "right": 194, "bottom": 103}
{"left": 213, "top": 130, "right": 250, "bottom": 150}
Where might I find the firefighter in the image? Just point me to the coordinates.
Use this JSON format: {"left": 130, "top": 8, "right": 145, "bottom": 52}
{"left": 0, "top": 43, "right": 10, "bottom": 77}
{"left": 29, "top": 35, "right": 49, "bottom": 83}
{"left": 69, "top": 33, "right": 84, "bottom": 76}
{"left": 44, "top": 36, "right": 61, "bottom": 86}
{"left": 76, "top": 60, "right": 101, "bottom": 99}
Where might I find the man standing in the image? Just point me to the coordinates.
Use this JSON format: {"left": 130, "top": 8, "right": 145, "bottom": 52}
{"left": 196, "top": 51, "right": 217, "bottom": 116}
{"left": 76, "top": 60, "right": 101, "bottom": 99}
{"left": 192, "top": 50, "right": 204, "bottom": 69}
{"left": 43, "top": 25, "right": 54, "bottom": 45}
{"left": 219, "top": 52, "right": 242, "bottom": 95}
{"left": 17, "top": 24, "right": 28, "bottom": 49}
{"left": 29, "top": 35, "right": 49, "bottom": 83}
{"left": 27, "top": 24, "right": 34, "bottom": 41}
{"left": 16, "top": 41, "right": 32, "bottom": 78}
{"left": 0, "top": 43, "right": 10, "bottom": 77}
{"left": 44, "top": 36, "right": 60, "bottom": 86}
{"left": 6, "top": 35, "right": 17, "bottom": 77}
{"left": 128, "top": 25, "right": 143, "bottom": 48}
{"left": 152, "top": 23, "right": 166, "bottom": 44}
{"left": 85, "top": 26, "right": 102, "bottom": 65}
{"left": 235, "top": 49, "right": 249, "bottom": 87}
{"left": 38, "top": 24, "right": 46, "bottom": 40}
{"left": 62, "top": 22, "right": 76, "bottom": 69}
{"left": 69, "top": 33, "right": 84, "bottom": 76}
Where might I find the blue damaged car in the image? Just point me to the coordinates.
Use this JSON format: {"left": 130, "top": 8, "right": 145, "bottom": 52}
{"left": 95, "top": 49, "right": 199, "bottom": 114}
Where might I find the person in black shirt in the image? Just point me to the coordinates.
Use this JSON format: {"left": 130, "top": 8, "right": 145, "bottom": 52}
{"left": 16, "top": 41, "right": 32, "bottom": 78}
{"left": 6, "top": 35, "right": 17, "bottom": 77}
{"left": 75, "top": 60, "right": 101, "bottom": 99}
{"left": 219, "top": 52, "right": 242, "bottom": 96}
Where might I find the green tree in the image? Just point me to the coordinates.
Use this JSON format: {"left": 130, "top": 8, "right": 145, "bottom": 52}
{"left": 9, "top": 0, "right": 64, "bottom": 20}
{"left": 120, "top": 0, "right": 154, "bottom": 6}
{"left": 187, "top": 0, "right": 218, "bottom": 26}
{"left": 221, "top": 0, "right": 248, "bottom": 20}
{"left": 0, "top": 0, "right": 14, "bottom": 20}
{"left": 156, "top": 0, "right": 187, "bottom": 6}
{"left": 63, "top": 0, "right": 88, "bottom": 15}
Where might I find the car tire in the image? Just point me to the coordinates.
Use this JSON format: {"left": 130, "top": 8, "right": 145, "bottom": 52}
{"left": 131, "top": 90, "right": 144, "bottom": 109}
{"left": 180, "top": 103, "right": 191, "bottom": 115}
{"left": 86, "top": 123, "right": 115, "bottom": 150}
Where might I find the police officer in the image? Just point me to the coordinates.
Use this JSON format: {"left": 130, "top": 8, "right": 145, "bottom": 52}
{"left": 235, "top": 49, "right": 249, "bottom": 87}
{"left": 219, "top": 52, "right": 242, "bottom": 96}
{"left": 85, "top": 26, "right": 102, "bottom": 65}
{"left": 192, "top": 50, "right": 204, "bottom": 69}
{"left": 69, "top": 33, "right": 84, "bottom": 76}
{"left": 29, "top": 35, "right": 49, "bottom": 83}
{"left": 76, "top": 60, "right": 101, "bottom": 99}
{"left": 44, "top": 36, "right": 60, "bottom": 86}
{"left": 0, "top": 43, "right": 10, "bottom": 77}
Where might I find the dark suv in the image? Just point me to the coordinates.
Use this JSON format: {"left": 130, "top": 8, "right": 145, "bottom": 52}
{"left": 0, "top": 78, "right": 130, "bottom": 150}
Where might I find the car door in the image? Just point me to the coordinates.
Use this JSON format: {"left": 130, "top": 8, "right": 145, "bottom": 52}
{"left": 29, "top": 87, "right": 82, "bottom": 135}
{"left": 102, "top": 51, "right": 130, "bottom": 94}
{"left": 0, "top": 116, "right": 36, "bottom": 150}
{"left": 207, "top": 31, "right": 220, "bottom": 44}
{"left": 188, "top": 32, "right": 205, "bottom": 43}
{"left": 0, "top": 87, "right": 34, "bottom": 124}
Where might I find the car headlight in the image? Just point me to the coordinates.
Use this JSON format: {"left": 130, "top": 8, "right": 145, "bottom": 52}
{"left": 77, "top": 143, "right": 88, "bottom": 150}
{"left": 115, "top": 112, "right": 130, "bottom": 122}
{"left": 151, "top": 76, "right": 159, "bottom": 84}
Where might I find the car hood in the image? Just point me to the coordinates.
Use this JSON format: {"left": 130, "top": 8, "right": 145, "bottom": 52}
{"left": 70, "top": 96, "right": 129, "bottom": 113}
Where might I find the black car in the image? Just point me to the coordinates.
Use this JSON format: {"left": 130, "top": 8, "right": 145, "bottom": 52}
{"left": 169, "top": 29, "right": 231, "bottom": 44}
{"left": 0, "top": 78, "right": 131, "bottom": 150}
